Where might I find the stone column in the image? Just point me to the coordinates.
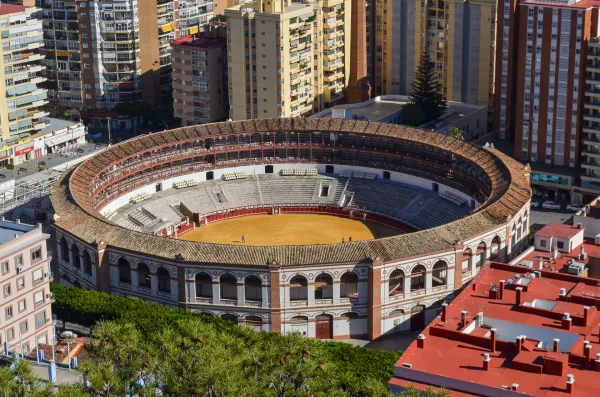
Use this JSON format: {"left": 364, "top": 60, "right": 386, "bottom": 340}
{"left": 454, "top": 242, "right": 464, "bottom": 290}
{"left": 187, "top": 280, "right": 196, "bottom": 304}
{"left": 68, "top": 248, "right": 73, "bottom": 267}
{"left": 79, "top": 253, "right": 84, "bottom": 271}
{"left": 333, "top": 281, "right": 341, "bottom": 304}
{"left": 170, "top": 278, "right": 178, "bottom": 299}
{"left": 269, "top": 262, "right": 282, "bottom": 333}
{"left": 307, "top": 282, "right": 315, "bottom": 306}
{"left": 403, "top": 276, "right": 411, "bottom": 298}
{"left": 131, "top": 269, "right": 139, "bottom": 289}
{"left": 212, "top": 281, "right": 220, "bottom": 305}
{"left": 150, "top": 274, "right": 158, "bottom": 296}
{"left": 261, "top": 283, "right": 269, "bottom": 309}
{"left": 425, "top": 271, "right": 433, "bottom": 294}
{"left": 236, "top": 282, "right": 244, "bottom": 307}
{"left": 505, "top": 225, "right": 512, "bottom": 258}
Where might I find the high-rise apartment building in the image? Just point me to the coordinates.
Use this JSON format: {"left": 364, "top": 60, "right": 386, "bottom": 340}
{"left": 225, "top": 0, "right": 351, "bottom": 120}
{"left": 374, "top": 0, "right": 497, "bottom": 109}
{"left": 172, "top": 20, "right": 228, "bottom": 125}
{"left": 0, "top": 3, "right": 48, "bottom": 154}
{"left": 494, "top": 0, "right": 597, "bottom": 168}
{"left": 582, "top": 37, "right": 600, "bottom": 189}
{"left": 34, "top": 0, "right": 213, "bottom": 115}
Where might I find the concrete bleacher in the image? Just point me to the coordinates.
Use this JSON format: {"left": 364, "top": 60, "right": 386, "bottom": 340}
{"left": 110, "top": 173, "right": 472, "bottom": 232}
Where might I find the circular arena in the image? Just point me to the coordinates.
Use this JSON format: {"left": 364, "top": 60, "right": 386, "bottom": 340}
{"left": 51, "top": 118, "right": 531, "bottom": 340}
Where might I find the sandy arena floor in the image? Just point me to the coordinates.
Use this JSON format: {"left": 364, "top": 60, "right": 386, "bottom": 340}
{"left": 178, "top": 214, "right": 400, "bottom": 246}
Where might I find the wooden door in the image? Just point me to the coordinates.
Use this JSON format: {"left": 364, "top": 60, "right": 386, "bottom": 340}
{"left": 315, "top": 315, "right": 332, "bottom": 339}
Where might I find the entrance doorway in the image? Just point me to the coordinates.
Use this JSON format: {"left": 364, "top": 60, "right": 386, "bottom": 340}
{"left": 315, "top": 314, "right": 333, "bottom": 339}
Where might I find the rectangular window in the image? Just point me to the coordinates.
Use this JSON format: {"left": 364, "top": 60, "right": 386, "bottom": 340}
{"left": 15, "top": 255, "right": 22, "bottom": 267}
{"left": 16, "top": 277, "right": 24, "bottom": 290}
{"left": 5, "top": 306, "right": 12, "bottom": 318}
{"left": 34, "top": 290, "right": 43, "bottom": 305}
{"left": 19, "top": 321, "right": 27, "bottom": 333}
{"left": 3, "top": 284, "right": 10, "bottom": 296}
{"left": 1, "top": 262, "right": 8, "bottom": 274}
{"left": 18, "top": 299, "right": 25, "bottom": 312}
{"left": 35, "top": 311, "right": 46, "bottom": 328}
{"left": 540, "top": 239, "right": 547, "bottom": 247}
{"left": 31, "top": 247, "right": 41, "bottom": 262}
{"left": 557, "top": 241, "right": 564, "bottom": 249}
{"left": 7, "top": 328, "right": 14, "bottom": 341}
{"left": 33, "top": 269, "right": 42, "bottom": 284}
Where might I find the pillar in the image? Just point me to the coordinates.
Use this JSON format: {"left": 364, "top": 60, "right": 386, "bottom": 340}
{"left": 131, "top": 270, "right": 139, "bottom": 289}
{"left": 237, "top": 282, "right": 244, "bottom": 307}
{"left": 454, "top": 243, "right": 464, "bottom": 291}
{"left": 269, "top": 262, "right": 282, "bottom": 333}
{"left": 150, "top": 274, "right": 158, "bottom": 297}
{"left": 187, "top": 280, "right": 196, "bottom": 304}
{"left": 67, "top": 248, "right": 73, "bottom": 267}
{"left": 79, "top": 253, "right": 84, "bottom": 271}
{"left": 333, "top": 281, "right": 341, "bottom": 304}
{"left": 506, "top": 224, "right": 512, "bottom": 258}
{"left": 403, "top": 275, "right": 411, "bottom": 298}
{"left": 368, "top": 259, "right": 382, "bottom": 340}
{"left": 170, "top": 278, "right": 178, "bottom": 298}
{"left": 261, "top": 283, "right": 269, "bottom": 309}
{"left": 308, "top": 282, "right": 315, "bottom": 306}
{"left": 95, "top": 240, "right": 111, "bottom": 293}
{"left": 212, "top": 281, "right": 220, "bottom": 305}
{"left": 425, "top": 271, "right": 432, "bottom": 294}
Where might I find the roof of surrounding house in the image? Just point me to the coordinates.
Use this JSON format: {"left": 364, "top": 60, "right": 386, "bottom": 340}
{"left": 50, "top": 118, "right": 531, "bottom": 267}
{"left": 390, "top": 261, "right": 600, "bottom": 396}
{"left": 536, "top": 223, "right": 584, "bottom": 239}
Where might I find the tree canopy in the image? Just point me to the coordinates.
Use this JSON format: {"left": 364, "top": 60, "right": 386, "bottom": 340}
{"left": 447, "top": 127, "right": 464, "bottom": 140}
{"left": 403, "top": 52, "right": 447, "bottom": 126}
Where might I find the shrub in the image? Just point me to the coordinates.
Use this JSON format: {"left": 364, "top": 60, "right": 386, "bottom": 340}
{"left": 5, "top": 164, "right": 14, "bottom": 170}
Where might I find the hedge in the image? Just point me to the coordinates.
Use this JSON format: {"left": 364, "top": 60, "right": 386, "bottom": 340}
{"left": 51, "top": 283, "right": 401, "bottom": 385}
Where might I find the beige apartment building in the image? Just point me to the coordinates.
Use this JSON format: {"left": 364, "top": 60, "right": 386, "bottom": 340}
{"left": 225, "top": 0, "right": 351, "bottom": 120}
{"left": 374, "top": 0, "right": 497, "bottom": 109}
{"left": 0, "top": 219, "right": 53, "bottom": 353}
{"left": 172, "top": 20, "right": 228, "bottom": 125}
{"left": 0, "top": 3, "right": 49, "bottom": 162}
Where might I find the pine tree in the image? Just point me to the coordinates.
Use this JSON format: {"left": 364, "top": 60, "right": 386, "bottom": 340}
{"left": 406, "top": 51, "right": 447, "bottom": 124}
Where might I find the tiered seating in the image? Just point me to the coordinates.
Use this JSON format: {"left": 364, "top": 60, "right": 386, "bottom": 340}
{"left": 281, "top": 168, "right": 318, "bottom": 176}
{"left": 222, "top": 172, "right": 247, "bottom": 181}
{"left": 439, "top": 191, "right": 466, "bottom": 205}
{"left": 339, "top": 170, "right": 352, "bottom": 178}
{"left": 173, "top": 179, "right": 198, "bottom": 189}
{"left": 130, "top": 192, "right": 151, "bottom": 204}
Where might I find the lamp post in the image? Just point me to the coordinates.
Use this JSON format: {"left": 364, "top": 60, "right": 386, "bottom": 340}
{"left": 106, "top": 117, "right": 111, "bottom": 146}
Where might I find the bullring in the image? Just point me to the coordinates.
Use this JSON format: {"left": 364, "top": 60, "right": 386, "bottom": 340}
{"left": 50, "top": 117, "right": 531, "bottom": 340}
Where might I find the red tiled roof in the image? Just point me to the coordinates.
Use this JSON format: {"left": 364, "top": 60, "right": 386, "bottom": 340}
{"left": 0, "top": 4, "right": 25, "bottom": 15}
{"left": 520, "top": 237, "right": 599, "bottom": 274}
{"left": 390, "top": 261, "right": 600, "bottom": 396}
{"left": 536, "top": 223, "right": 583, "bottom": 239}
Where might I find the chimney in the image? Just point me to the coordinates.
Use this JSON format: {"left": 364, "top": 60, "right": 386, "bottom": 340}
{"left": 584, "top": 306, "right": 590, "bottom": 326}
{"left": 483, "top": 353, "right": 491, "bottom": 371}
{"left": 346, "top": 0, "right": 371, "bottom": 103}
{"left": 585, "top": 344, "right": 592, "bottom": 366}
{"left": 499, "top": 280, "right": 505, "bottom": 299}
{"left": 516, "top": 287, "right": 523, "bottom": 306}
{"left": 553, "top": 338, "right": 560, "bottom": 353}
{"left": 562, "top": 313, "right": 572, "bottom": 331}
{"left": 566, "top": 374, "right": 574, "bottom": 394}
{"left": 417, "top": 334, "right": 426, "bottom": 349}
{"left": 441, "top": 302, "right": 448, "bottom": 322}
{"left": 490, "top": 328, "right": 497, "bottom": 353}
{"left": 595, "top": 353, "right": 600, "bottom": 372}
{"left": 489, "top": 285, "right": 498, "bottom": 300}
{"left": 475, "top": 312, "right": 484, "bottom": 327}
{"left": 559, "top": 288, "right": 567, "bottom": 299}
{"left": 537, "top": 257, "right": 543, "bottom": 270}
{"left": 511, "top": 384, "right": 519, "bottom": 391}
{"left": 516, "top": 335, "right": 523, "bottom": 353}
{"left": 577, "top": 223, "right": 583, "bottom": 230}
{"left": 460, "top": 310, "right": 468, "bottom": 326}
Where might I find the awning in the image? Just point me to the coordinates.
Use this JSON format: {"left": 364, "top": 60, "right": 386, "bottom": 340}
{"left": 44, "top": 129, "right": 85, "bottom": 147}
{"left": 161, "top": 23, "right": 174, "bottom": 33}
{"left": 188, "top": 26, "right": 199, "bottom": 35}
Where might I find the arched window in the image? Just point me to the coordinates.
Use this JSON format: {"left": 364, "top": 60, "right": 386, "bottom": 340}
{"left": 118, "top": 258, "right": 131, "bottom": 284}
{"left": 157, "top": 267, "right": 171, "bottom": 293}
{"left": 138, "top": 262, "right": 151, "bottom": 289}
{"left": 490, "top": 236, "right": 501, "bottom": 260}
{"left": 389, "top": 309, "right": 405, "bottom": 317}
{"left": 82, "top": 250, "right": 92, "bottom": 276}
{"left": 71, "top": 244, "right": 80, "bottom": 269}
{"left": 195, "top": 272, "right": 213, "bottom": 298}
{"left": 389, "top": 269, "right": 405, "bottom": 297}
{"left": 476, "top": 242, "right": 487, "bottom": 269}
{"left": 220, "top": 273, "right": 237, "bottom": 300}
{"left": 340, "top": 272, "right": 358, "bottom": 298}
{"left": 340, "top": 312, "right": 359, "bottom": 319}
{"left": 244, "top": 275, "right": 262, "bottom": 302}
{"left": 60, "top": 238, "right": 69, "bottom": 262}
{"left": 410, "top": 265, "right": 426, "bottom": 291}
{"left": 314, "top": 273, "right": 333, "bottom": 299}
{"left": 289, "top": 275, "right": 307, "bottom": 301}
{"left": 432, "top": 261, "right": 447, "bottom": 287}
{"left": 245, "top": 315, "right": 262, "bottom": 330}
{"left": 462, "top": 248, "right": 473, "bottom": 274}
{"left": 221, "top": 313, "right": 237, "bottom": 323}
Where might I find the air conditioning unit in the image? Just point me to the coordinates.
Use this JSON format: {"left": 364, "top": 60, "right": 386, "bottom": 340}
{"left": 16, "top": 266, "right": 24, "bottom": 274}
{"left": 568, "top": 261, "right": 585, "bottom": 275}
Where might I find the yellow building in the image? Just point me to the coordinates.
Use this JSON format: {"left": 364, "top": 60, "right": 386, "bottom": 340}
{"left": 375, "top": 0, "right": 496, "bottom": 109}
{"left": 225, "top": 0, "right": 351, "bottom": 120}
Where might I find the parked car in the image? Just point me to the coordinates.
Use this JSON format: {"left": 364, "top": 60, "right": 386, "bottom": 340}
{"left": 566, "top": 203, "right": 583, "bottom": 212}
{"left": 531, "top": 201, "right": 541, "bottom": 208}
{"left": 542, "top": 201, "right": 561, "bottom": 210}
